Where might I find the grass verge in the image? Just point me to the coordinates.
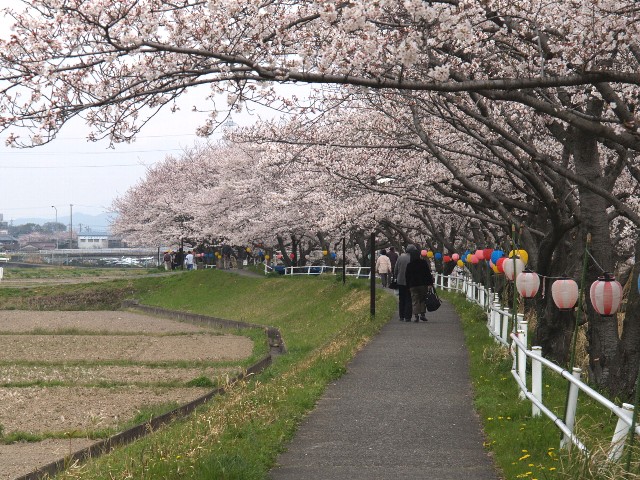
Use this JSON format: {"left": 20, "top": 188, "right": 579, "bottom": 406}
{"left": 441, "top": 290, "right": 640, "bottom": 480}
{"left": 21, "top": 269, "right": 396, "bottom": 479}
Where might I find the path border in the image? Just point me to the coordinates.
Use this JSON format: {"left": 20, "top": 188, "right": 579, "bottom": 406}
{"left": 14, "top": 302, "right": 285, "bottom": 480}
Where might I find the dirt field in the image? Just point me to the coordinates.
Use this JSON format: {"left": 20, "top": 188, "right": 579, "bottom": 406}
{"left": 0, "top": 310, "right": 254, "bottom": 480}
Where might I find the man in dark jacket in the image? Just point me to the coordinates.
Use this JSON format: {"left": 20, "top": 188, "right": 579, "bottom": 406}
{"left": 405, "top": 247, "right": 435, "bottom": 322}
{"left": 394, "top": 245, "right": 415, "bottom": 322}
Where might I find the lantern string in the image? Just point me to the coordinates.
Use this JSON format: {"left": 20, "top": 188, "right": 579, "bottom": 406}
{"left": 585, "top": 249, "right": 607, "bottom": 274}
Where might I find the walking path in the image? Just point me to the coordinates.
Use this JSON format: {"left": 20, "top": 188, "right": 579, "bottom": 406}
{"left": 269, "top": 297, "right": 500, "bottom": 480}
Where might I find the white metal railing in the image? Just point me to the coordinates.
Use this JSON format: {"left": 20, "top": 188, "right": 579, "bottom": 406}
{"left": 434, "top": 271, "right": 639, "bottom": 461}
{"left": 264, "top": 264, "right": 371, "bottom": 277}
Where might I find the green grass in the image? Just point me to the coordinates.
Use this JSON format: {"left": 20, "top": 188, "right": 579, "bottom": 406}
{"left": 41, "top": 269, "right": 395, "bottom": 479}
{"left": 441, "top": 290, "right": 640, "bottom": 480}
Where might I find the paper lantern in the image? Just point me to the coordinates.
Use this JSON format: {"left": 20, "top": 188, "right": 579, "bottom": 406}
{"left": 552, "top": 278, "right": 579, "bottom": 311}
{"left": 471, "top": 255, "right": 479, "bottom": 264}
{"left": 516, "top": 271, "right": 540, "bottom": 298}
{"left": 246, "top": 247, "right": 251, "bottom": 253}
{"left": 457, "top": 259, "right": 464, "bottom": 267}
{"left": 491, "top": 263, "right": 500, "bottom": 274}
{"left": 496, "top": 257, "right": 506, "bottom": 274}
{"left": 475, "top": 249, "right": 484, "bottom": 260}
{"left": 426, "top": 250, "right": 434, "bottom": 258}
{"left": 421, "top": 249, "right": 428, "bottom": 257}
{"left": 483, "top": 248, "right": 494, "bottom": 261}
{"left": 503, "top": 257, "right": 525, "bottom": 281}
{"left": 265, "top": 254, "right": 270, "bottom": 260}
{"left": 276, "top": 254, "right": 283, "bottom": 259}
{"left": 590, "top": 273, "right": 623, "bottom": 316}
{"left": 443, "top": 255, "right": 451, "bottom": 263}
{"left": 509, "top": 249, "right": 529, "bottom": 265}
{"left": 434, "top": 252, "right": 442, "bottom": 260}
{"left": 331, "top": 252, "right": 337, "bottom": 259}
{"left": 289, "top": 253, "right": 295, "bottom": 259}
{"left": 322, "top": 250, "right": 328, "bottom": 255}
{"left": 490, "top": 250, "right": 504, "bottom": 264}
{"left": 452, "top": 253, "right": 460, "bottom": 261}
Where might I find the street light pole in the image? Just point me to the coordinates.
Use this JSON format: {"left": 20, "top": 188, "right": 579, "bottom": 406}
{"left": 51, "top": 206, "right": 58, "bottom": 249}
{"left": 69, "top": 204, "right": 73, "bottom": 249}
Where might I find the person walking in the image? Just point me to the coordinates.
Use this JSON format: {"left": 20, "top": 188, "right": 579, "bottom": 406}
{"left": 394, "top": 245, "right": 415, "bottom": 322}
{"left": 375, "top": 249, "right": 392, "bottom": 288}
{"left": 184, "top": 250, "right": 195, "bottom": 270}
{"left": 387, "top": 246, "right": 399, "bottom": 274}
{"left": 163, "top": 251, "right": 172, "bottom": 271}
{"left": 405, "top": 247, "right": 435, "bottom": 322}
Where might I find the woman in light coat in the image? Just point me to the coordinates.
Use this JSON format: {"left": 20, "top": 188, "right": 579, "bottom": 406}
{"left": 375, "top": 249, "right": 392, "bottom": 288}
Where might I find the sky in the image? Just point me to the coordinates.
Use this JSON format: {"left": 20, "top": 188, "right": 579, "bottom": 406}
{"left": 0, "top": 4, "right": 292, "bottom": 227}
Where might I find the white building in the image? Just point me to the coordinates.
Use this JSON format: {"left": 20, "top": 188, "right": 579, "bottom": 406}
{"left": 77, "top": 233, "right": 109, "bottom": 249}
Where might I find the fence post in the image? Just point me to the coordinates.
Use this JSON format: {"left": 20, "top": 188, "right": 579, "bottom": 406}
{"left": 561, "top": 367, "right": 582, "bottom": 449}
{"left": 491, "top": 303, "right": 501, "bottom": 339}
{"left": 517, "top": 315, "right": 527, "bottom": 350}
{"left": 607, "top": 403, "right": 635, "bottom": 462}
{"left": 501, "top": 311, "right": 509, "bottom": 343}
{"left": 479, "top": 285, "right": 485, "bottom": 308}
{"left": 517, "top": 329, "right": 527, "bottom": 399}
{"left": 531, "top": 346, "right": 542, "bottom": 417}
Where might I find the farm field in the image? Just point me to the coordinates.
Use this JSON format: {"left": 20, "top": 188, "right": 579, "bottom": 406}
{"left": 0, "top": 310, "right": 254, "bottom": 480}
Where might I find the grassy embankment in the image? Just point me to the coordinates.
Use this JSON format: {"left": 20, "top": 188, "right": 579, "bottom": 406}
{"left": 1, "top": 268, "right": 396, "bottom": 479}
{"left": 443, "top": 290, "right": 640, "bottom": 480}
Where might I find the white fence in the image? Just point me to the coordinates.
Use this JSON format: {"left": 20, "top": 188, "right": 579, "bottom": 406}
{"left": 434, "top": 272, "right": 639, "bottom": 461}
{"left": 264, "top": 264, "right": 371, "bottom": 277}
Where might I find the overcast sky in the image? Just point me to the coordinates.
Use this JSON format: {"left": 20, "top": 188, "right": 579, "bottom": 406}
{"left": 0, "top": 4, "right": 291, "bottom": 227}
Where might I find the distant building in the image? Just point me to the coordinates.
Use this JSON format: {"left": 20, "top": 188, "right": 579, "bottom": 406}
{"left": 77, "top": 233, "right": 126, "bottom": 249}
{"left": 0, "top": 214, "right": 18, "bottom": 250}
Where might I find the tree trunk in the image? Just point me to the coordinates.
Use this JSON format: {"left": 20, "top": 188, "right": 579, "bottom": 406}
{"left": 609, "top": 238, "right": 640, "bottom": 398}
{"left": 570, "top": 123, "right": 619, "bottom": 388}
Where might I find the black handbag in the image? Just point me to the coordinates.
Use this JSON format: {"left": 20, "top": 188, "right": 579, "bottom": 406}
{"left": 425, "top": 287, "right": 441, "bottom": 312}
{"left": 389, "top": 278, "right": 398, "bottom": 289}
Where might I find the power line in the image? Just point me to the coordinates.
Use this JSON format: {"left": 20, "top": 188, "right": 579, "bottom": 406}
{"left": 0, "top": 163, "right": 155, "bottom": 169}
{"left": 2, "top": 148, "right": 185, "bottom": 156}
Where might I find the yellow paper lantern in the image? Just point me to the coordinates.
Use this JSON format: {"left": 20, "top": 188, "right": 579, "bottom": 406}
{"left": 466, "top": 254, "right": 473, "bottom": 263}
{"left": 509, "top": 249, "right": 529, "bottom": 265}
{"left": 426, "top": 251, "right": 434, "bottom": 258}
{"left": 246, "top": 247, "right": 251, "bottom": 253}
{"left": 322, "top": 250, "right": 328, "bottom": 255}
{"left": 265, "top": 254, "right": 270, "bottom": 260}
{"left": 457, "top": 259, "right": 464, "bottom": 267}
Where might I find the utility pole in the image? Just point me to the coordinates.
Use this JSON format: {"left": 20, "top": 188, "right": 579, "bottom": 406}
{"left": 51, "top": 205, "right": 58, "bottom": 249}
{"left": 69, "top": 204, "right": 73, "bottom": 249}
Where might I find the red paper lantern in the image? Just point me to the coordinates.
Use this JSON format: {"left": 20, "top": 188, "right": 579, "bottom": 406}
{"left": 443, "top": 255, "right": 451, "bottom": 263}
{"left": 552, "top": 278, "right": 579, "bottom": 311}
{"left": 516, "top": 271, "right": 540, "bottom": 298}
{"left": 590, "top": 273, "right": 623, "bottom": 316}
{"left": 503, "top": 257, "right": 525, "bottom": 281}
{"left": 471, "top": 254, "right": 479, "bottom": 264}
{"left": 475, "top": 249, "right": 484, "bottom": 260}
{"left": 452, "top": 253, "right": 460, "bottom": 261}
{"left": 289, "top": 253, "right": 295, "bottom": 259}
{"left": 496, "top": 257, "right": 506, "bottom": 274}
{"left": 483, "top": 248, "right": 493, "bottom": 261}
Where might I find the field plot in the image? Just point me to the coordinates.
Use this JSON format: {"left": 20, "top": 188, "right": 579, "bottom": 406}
{"left": 0, "top": 310, "right": 254, "bottom": 480}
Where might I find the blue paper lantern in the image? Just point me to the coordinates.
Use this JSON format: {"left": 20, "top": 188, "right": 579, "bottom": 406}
{"left": 331, "top": 252, "right": 337, "bottom": 259}
{"left": 435, "top": 252, "right": 442, "bottom": 260}
{"left": 637, "top": 273, "right": 640, "bottom": 293}
{"left": 490, "top": 250, "right": 504, "bottom": 264}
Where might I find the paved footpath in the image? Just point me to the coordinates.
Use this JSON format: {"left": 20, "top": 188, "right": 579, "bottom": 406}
{"left": 269, "top": 298, "right": 500, "bottom": 480}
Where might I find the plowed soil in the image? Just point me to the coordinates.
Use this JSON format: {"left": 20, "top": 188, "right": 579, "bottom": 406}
{"left": 0, "top": 310, "right": 254, "bottom": 480}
